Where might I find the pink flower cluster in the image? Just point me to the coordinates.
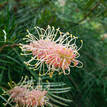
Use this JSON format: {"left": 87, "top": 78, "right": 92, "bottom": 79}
{"left": 9, "top": 86, "right": 47, "bottom": 107}
{"left": 26, "top": 39, "right": 78, "bottom": 71}
{"left": 20, "top": 26, "right": 83, "bottom": 75}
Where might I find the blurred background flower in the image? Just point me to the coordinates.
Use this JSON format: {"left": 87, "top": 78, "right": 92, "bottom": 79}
{"left": 1, "top": 77, "right": 71, "bottom": 107}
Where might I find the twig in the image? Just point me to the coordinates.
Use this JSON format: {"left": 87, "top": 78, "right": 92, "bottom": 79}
{"left": 67, "top": 75, "right": 81, "bottom": 93}
{"left": 67, "top": 75, "right": 82, "bottom": 107}
{"left": 72, "top": 2, "right": 100, "bottom": 27}
{"left": 0, "top": 44, "right": 19, "bottom": 52}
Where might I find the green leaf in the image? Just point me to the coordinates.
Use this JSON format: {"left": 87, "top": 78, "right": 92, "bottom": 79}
{"left": 85, "top": 0, "right": 95, "bottom": 9}
{"left": 48, "top": 93, "right": 72, "bottom": 102}
{"left": 48, "top": 95, "right": 69, "bottom": 106}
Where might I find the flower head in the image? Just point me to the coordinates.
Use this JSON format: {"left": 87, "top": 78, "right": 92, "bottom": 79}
{"left": 8, "top": 87, "right": 47, "bottom": 106}
{"left": 2, "top": 77, "right": 72, "bottom": 107}
{"left": 4, "top": 77, "right": 48, "bottom": 107}
{"left": 20, "top": 25, "right": 83, "bottom": 76}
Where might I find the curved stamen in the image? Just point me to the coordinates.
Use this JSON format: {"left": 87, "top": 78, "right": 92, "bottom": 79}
{"left": 20, "top": 26, "right": 83, "bottom": 76}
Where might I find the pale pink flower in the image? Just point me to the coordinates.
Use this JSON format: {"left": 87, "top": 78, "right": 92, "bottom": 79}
{"left": 20, "top": 26, "right": 83, "bottom": 76}
{"left": 6, "top": 78, "right": 48, "bottom": 107}
{"left": 3, "top": 77, "right": 72, "bottom": 107}
{"left": 26, "top": 90, "right": 47, "bottom": 106}
{"left": 8, "top": 86, "right": 28, "bottom": 105}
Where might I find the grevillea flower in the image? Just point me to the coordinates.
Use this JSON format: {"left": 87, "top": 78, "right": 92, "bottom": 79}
{"left": 3, "top": 77, "right": 48, "bottom": 107}
{"left": 2, "top": 77, "right": 72, "bottom": 107}
{"left": 8, "top": 87, "right": 47, "bottom": 106}
{"left": 20, "top": 25, "right": 83, "bottom": 76}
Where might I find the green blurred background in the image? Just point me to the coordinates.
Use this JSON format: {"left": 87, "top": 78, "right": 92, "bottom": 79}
{"left": 0, "top": 0, "right": 107, "bottom": 107}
